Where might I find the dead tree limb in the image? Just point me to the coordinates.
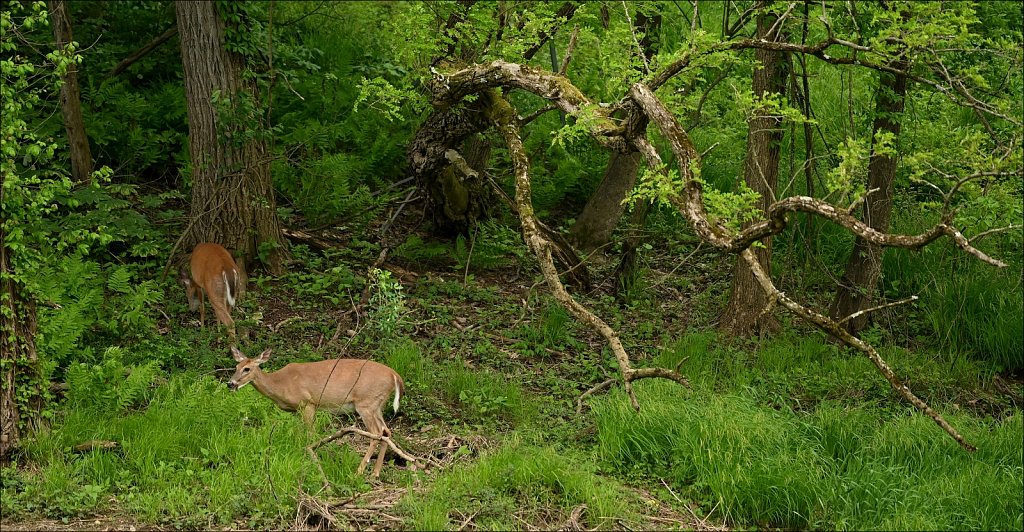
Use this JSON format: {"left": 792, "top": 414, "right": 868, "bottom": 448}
{"left": 740, "top": 249, "right": 976, "bottom": 451}
{"left": 487, "top": 91, "right": 687, "bottom": 411}
{"left": 107, "top": 24, "right": 178, "bottom": 77}
{"left": 425, "top": 54, "right": 1013, "bottom": 447}
{"left": 631, "top": 79, "right": 997, "bottom": 450}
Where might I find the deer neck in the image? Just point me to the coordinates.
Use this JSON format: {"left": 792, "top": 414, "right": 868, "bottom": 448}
{"left": 250, "top": 368, "right": 299, "bottom": 411}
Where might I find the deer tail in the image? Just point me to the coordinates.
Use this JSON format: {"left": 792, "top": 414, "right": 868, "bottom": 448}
{"left": 392, "top": 374, "right": 402, "bottom": 414}
{"left": 223, "top": 269, "right": 237, "bottom": 308}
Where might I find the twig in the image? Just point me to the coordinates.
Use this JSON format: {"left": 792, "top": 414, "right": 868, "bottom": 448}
{"left": 837, "top": 295, "right": 918, "bottom": 325}
{"left": 559, "top": 24, "right": 580, "bottom": 75}
{"left": 968, "top": 223, "right": 1022, "bottom": 244}
{"left": 577, "top": 378, "right": 616, "bottom": 415}
{"left": 379, "top": 188, "right": 417, "bottom": 237}
{"left": 621, "top": 1, "right": 651, "bottom": 75}
{"left": 309, "top": 425, "right": 421, "bottom": 468}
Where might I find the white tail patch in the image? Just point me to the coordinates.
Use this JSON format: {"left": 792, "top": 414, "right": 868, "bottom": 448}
{"left": 392, "top": 375, "right": 401, "bottom": 414}
{"left": 223, "top": 270, "right": 236, "bottom": 308}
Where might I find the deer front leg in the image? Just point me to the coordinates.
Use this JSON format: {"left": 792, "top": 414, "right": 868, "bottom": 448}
{"left": 300, "top": 403, "right": 317, "bottom": 429}
{"left": 197, "top": 288, "right": 207, "bottom": 327}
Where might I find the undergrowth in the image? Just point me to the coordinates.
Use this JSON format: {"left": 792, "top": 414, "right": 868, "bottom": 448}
{"left": 592, "top": 381, "right": 1023, "bottom": 531}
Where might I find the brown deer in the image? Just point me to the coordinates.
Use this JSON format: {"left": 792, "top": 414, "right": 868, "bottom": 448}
{"left": 226, "top": 347, "right": 405, "bottom": 477}
{"left": 179, "top": 243, "right": 241, "bottom": 342}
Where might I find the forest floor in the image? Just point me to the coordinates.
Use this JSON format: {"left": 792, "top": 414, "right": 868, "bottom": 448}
{"left": 2, "top": 208, "right": 1021, "bottom": 531}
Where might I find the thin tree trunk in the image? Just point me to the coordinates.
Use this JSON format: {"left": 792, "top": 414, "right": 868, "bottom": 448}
{"left": 174, "top": 0, "right": 287, "bottom": 273}
{"left": 48, "top": 0, "right": 93, "bottom": 185}
{"left": 570, "top": 9, "right": 660, "bottom": 253}
{"left": 569, "top": 151, "right": 641, "bottom": 251}
{"left": 719, "top": 5, "right": 788, "bottom": 336}
{"left": 0, "top": 232, "right": 43, "bottom": 461}
{"left": 830, "top": 61, "right": 908, "bottom": 334}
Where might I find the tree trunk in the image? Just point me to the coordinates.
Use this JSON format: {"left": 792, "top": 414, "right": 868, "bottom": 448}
{"left": 0, "top": 232, "right": 43, "bottom": 461}
{"left": 421, "top": 134, "right": 492, "bottom": 236}
{"left": 719, "top": 6, "right": 788, "bottom": 336}
{"left": 569, "top": 151, "right": 641, "bottom": 251}
{"left": 829, "top": 63, "right": 908, "bottom": 334}
{"left": 48, "top": 0, "right": 93, "bottom": 185}
{"left": 174, "top": 0, "right": 287, "bottom": 274}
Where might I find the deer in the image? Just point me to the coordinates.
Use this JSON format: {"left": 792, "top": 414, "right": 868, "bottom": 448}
{"left": 226, "top": 346, "right": 405, "bottom": 477}
{"left": 179, "top": 242, "right": 242, "bottom": 342}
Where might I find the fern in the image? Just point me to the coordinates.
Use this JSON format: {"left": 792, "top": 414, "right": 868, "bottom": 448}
{"left": 107, "top": 267, "right": 133, "bottom": 294}
{"left": 66, "top": 347, "right": 160, "bottom": 413}
{"left": 395, "top": 235, "right": 453, "bottom": 265}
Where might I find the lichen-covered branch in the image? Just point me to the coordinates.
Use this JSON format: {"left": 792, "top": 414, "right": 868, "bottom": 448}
{"left": 431, "top": 61, "right": 628, "bottom": 150}
{"left": 421, "top": 55, "right": 1010, "bottom": 448}
{"left": 739, "top": 249, "right": 976, "bottom": 451}
{"left": 629, "top": 82, "right": 1009, "bottom": 268}
{"left": 485, "top": 90, "right": 687, "bottom": 411}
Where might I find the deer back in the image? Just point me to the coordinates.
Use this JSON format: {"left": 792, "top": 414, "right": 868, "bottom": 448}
{"left": 267, "top": 359, "right": 402, "bottom": 412}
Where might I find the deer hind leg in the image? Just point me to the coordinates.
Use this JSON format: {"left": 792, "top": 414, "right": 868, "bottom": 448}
{"left": 356, "top": 407, "right": 386, "bottom": 476}
{"left": 300, "top": 403, "right": 317, "bottom": 429}
{"left": 209, "top": 290, "right": 236, "bottom": 341}
{"left": 371, "top": 424, "right": 392, "bottom": 477}
{"left": 197, "top": 287, "right": 207, "bottom": 327}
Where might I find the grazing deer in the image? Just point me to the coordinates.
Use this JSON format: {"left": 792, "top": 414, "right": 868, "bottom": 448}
{"left": 227, "top": 347, "right": 405, "bottom": 477}
{"left": 179, "top": 242, "right": 241, "bottom": 342}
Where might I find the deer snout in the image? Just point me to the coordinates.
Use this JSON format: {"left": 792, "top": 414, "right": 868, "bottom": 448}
{"left": 227, "top": 380, "right": 239, "bottom": 391}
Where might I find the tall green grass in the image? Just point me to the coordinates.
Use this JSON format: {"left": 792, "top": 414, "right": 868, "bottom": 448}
{"left": 399, "top": 442, "right": 635, "bottom": 530}
{"left": 383, "top": 339, "right": 536, "bottom": 425}
{"left": 2, "top": 373, "right": 367, "bottom": 527}
{"left": 592, "top": 382, "right": 1023, "bottom": 530}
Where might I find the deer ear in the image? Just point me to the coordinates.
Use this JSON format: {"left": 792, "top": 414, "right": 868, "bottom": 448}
{"left": 230, "top": 346, "right": 246, "bottom": 362}
{"left": 255, "top": 348, "right": 272, "bottom": 364}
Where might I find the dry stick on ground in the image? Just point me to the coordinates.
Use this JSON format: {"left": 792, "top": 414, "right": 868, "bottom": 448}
{"left": 486, "top": 91, "right": 688, "bottom": 412}
{"left": 305, "top": 425, "right": 422, "bottom": 488}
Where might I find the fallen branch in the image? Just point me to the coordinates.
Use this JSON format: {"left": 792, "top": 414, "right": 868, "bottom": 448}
{"left": 488, "top": 91, "right": 688, "bottom": 412}
{"left": 107, "top": 24, "right": 178, "bottom": 77}
{"left": 740, "top": 249, "right": 976, "bottom": 451}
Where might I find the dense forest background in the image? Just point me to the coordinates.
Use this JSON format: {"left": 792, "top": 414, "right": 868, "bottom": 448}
{"left": 2, "top": 1, "right": 1022, "bottom": 530}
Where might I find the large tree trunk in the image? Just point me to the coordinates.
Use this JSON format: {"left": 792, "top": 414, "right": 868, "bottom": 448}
{"left": 719, "top": 5, "right": 788, "bottom": 336}
{"left": 48, "top": 0, "right": 93, "bottom": 185}
{"left": 0, "top": 232, "right": 43, "bottom": 461}
{"left": 829, "top": 63, "right": 908, "bottom": 334}
{"left": 174, "top": 0, "right": 287, "bottom": 274}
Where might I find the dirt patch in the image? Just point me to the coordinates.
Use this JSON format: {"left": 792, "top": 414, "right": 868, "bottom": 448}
{"left": 0, "top": 518, "right": 166, "bottom": 531}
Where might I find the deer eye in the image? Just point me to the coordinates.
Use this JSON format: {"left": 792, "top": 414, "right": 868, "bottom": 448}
{"left": 242, "top": 368, "right": 250, "bottom": 373}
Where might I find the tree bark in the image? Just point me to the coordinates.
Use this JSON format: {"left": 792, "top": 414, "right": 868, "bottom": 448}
{"left": 568, "top": 151, "right": 641, "bottom": 251}
{"left": 48, "top": 0, "right": 93, "bottom": 185}
{"left": 719, "top": 5, "right": 788, "bottom": 336}
{"left": 830, "top": 62, "right": 908, "bottom": 334}
{"left": 0, "top": 230, "right": 43, "bottom": 461}
{"left": 174, "top": 1, "right": 287, "bottom": 273}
